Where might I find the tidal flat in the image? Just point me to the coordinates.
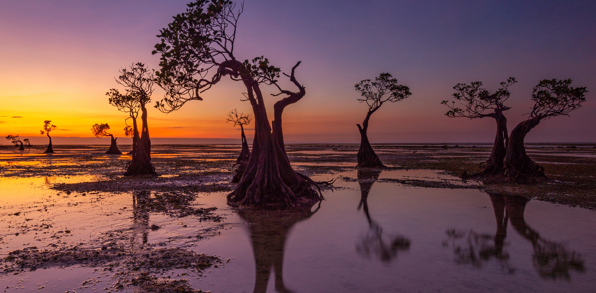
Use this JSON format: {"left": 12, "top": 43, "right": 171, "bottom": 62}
{"left": 1, "top": 144, "right": 595, "bottom": 292}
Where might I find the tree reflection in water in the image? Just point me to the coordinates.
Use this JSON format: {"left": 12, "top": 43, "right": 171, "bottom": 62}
{"left": 356, "top": 168, "right": 410, "bottom": 263}
{"left": 444, "top": 193, "right": 585, "bottom": 280}
{"left": 238, "top": 203, "right": 321, "bottom": 293}
{"left": 443, "top": 193, "right": 513, "bottom": 272}
{"left": 130, "top": 190, "right": 221, "bottom": 248}
{"left": 132, "top": 190, "right": 151, "bottom": 248}
{"left": 506, "top": 195, "right": 585, "bottom": 280}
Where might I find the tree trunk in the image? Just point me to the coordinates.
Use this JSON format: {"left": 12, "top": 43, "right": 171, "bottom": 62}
{"left": 483, "top": 111, "right": 508, "bottom": 175}
{"left": 227, "top": 64, "right": 321, "bottom": 207}
{"left": 125, "top": 107, "right": 156, "bottom": 176}
{"left": 504, "top": 117, "right": 545, "bottom": 183}
{"left": 140, "top": 104, "right": 151, "bottom": 156}
{"left": 130, "top": 117, "right": 139, "bottom": 156}
{"left": 44, "top": 134, "right": 54, "bottom": 153}
{"left": 232, "top": 124, "right": 251, "bottom": 183}
{"left": 237, "top": 124, "right": 250, "bottom": 163}
{"left": 357, "top": 108, "right": 384, "bottom": 168}
{"left": 18, "top": 141, "right": 24, "bottom": 151}
{"left": 357, "top": 119, "right": 384, "bottom": 168}
{"left": 106, "top": 135, "right": 122, "bottom": 154}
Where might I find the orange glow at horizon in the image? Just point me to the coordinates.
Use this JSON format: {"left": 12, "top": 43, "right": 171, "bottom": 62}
{"left": 1, "top": 1, "right": 595, "bottom": 144}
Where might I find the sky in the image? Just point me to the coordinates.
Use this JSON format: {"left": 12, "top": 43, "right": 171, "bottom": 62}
{"left": 1, "top": 0, "right": 595, "bottom": 144}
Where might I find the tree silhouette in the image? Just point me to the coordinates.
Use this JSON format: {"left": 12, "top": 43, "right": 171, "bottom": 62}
{"left": 23, "top": 138, "right": 30, "bottom": 147}
{"left": 355, "top": 73, "right": 411, "bottom": 168}
{"left": 227, "top": 109, "right": 252, "bottom": 162}
{"left": 5, "top": 135, "right": 25, "bottom": 151}
{"left": 227, "top": 109, "right": 252, "bottom": 183}
{"left": 504, "top": 79, "right": 587, "bottom": 183}
{"left": 153, "top": 0, "right": 321, "bottom": 207}
{"left": 442, "top": 77, "right": 517, "bottom": 175}
{"left": 107, "top": 63, "right": 156, "bottom": 176}
{"left": 40, "top": 120, "right": 56, "bottom": 153}
{"left": 91, "top": 123, "right": 122, "bottom": 154}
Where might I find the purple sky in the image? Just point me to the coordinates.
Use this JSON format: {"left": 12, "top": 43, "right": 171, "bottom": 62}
{"left": 1, "top": 0, "right": 595, "bottom": 143}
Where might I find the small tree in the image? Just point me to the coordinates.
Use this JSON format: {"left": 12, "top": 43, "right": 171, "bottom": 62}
{"left": 442, "top": 77, "right": 517, "bottom": 175}
{"left": 40, "top": 120, "right": 57, "bottom": 153}
{"left": 107, "top": 63, "right": 156, "bottom": 176}
{"left": 227, "top": 109, "right": 253, "bottom": 183}
{"left": 122, "top": 125, "right": 135, "bottom": 154}
{"left": 504, "top": 79, "right": 587, "bottom": 183}
{"left": 91, "top": 123, "right": 122, "bottom": 154}
{"left": 154, "top": 0, "right": 321, "bottom": 207}
{"left": 23, "top": 138, "right": 31, "bottom": 147}
{"left": 6, "top": 135, "right": 25, "bottom": 151}
{"left": 227, "top": 109, "right": 252, "bottom": 162}
{"left": 354, "top": 73, "right": 411, "bottom": 167}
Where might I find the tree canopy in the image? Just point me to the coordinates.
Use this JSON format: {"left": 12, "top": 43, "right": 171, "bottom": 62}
{"left": 91, "top": 123, "right": 113, "bottom": 138}
{"left": 442, "top": 77, "right": 516, "bottom": 119}
{"left": 40, "top": 120, "right": 56, "bottom": 136}
{"left": 5, "top": 135, "right": 23, "bottom": 146}
{"left": 107, "top": 63, "right": 153, "bottom": 117}
{"left": 529, "top": 79, "right": 587, "bottom": 120}
{"left": 153, "top": 0, "right": 242, "bottom": 113}
{"left": 355, "top": 73, "right": 412, "bottom": 115}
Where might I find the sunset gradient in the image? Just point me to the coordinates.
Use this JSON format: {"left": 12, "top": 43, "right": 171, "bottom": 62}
{"left": 1, "top": 0, "right": 595, "bottom": 144}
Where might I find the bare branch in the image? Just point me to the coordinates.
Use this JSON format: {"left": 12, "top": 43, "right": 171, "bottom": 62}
{"left": 227, "top": 108, "right": 253, "bottom": 127}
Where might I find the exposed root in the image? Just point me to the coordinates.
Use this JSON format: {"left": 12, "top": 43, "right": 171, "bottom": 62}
{"left": 231, "top": 160, "right": 247, "bottom": 183}
{"left": 124, "top": 160, "right": 157, "bottom": 177}
{"left": 505, "top": 159, "right": 546, "bottom": 184}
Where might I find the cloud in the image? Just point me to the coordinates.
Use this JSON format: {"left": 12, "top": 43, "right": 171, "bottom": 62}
{"left": 0, "top": 121, "right": 5, "bottom": 124}
{"left": 165, "top": 126, "right": 186, "bottom": 129}
{"left": 57, "top": 128, "right": 70, "bottom": 131}
{"left": 11, "top": 116, "right": 22, "bottom": 118}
